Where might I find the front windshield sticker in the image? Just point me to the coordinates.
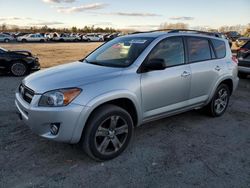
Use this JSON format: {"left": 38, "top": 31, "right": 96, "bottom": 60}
{"left": 130, "top": 39, "right": 147, "bottom": 44}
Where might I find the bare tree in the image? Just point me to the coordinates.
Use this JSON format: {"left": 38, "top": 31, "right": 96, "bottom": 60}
{"left": 159, "top": 22, "right": 189, "bottom": 30}
{"left": 1, "top": 24, "right": 7, "bottom": 31}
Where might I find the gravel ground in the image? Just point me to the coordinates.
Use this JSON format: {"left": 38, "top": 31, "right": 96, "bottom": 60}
{"left": 0, "top": 75, "right": 250, "bottom": 188}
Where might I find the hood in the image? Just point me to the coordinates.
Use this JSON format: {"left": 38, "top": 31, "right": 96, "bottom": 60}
{"left": 23, "top": 61, "right": 123, "bottom": 94}
{"left": 11, "top": 50, "right": 32, "bottom": 56}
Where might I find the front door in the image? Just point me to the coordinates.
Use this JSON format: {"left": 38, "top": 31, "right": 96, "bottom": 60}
{"left": 140, "top": 37, "right": 191, "bottom": 119}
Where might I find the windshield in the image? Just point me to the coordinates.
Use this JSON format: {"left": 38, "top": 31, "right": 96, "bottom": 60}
{"left": 85, "top": 36, "right": 154, "bottom": 67}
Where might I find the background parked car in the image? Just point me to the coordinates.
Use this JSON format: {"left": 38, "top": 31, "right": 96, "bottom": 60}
{"left": 104, "top": 33, "right": 120, "bottom": 41}
{"left": 225, "top": 31, "right": 241, "bottom": 41}
{"left": 85, "top": 34, "right": 103, "bottom": 42}
{"left": 50, "top": 33, "right": 80, "bottom": 42}
{"left": 237, "top": 40, "right": 250, "bottom": 78}
{"left": 0, "top": 47, "right": 40, "bottom": 76}
{"left": 13, "top": 32, "right": 30, "bottom": 39}
{"left": 0, "top": 33, "right": 15, "bottom": 43}
{"left": 235, "top": 37, "right": 250, "bottom": 47}
{"left": 17, "top": 34, "right": 47, "bottom": 42}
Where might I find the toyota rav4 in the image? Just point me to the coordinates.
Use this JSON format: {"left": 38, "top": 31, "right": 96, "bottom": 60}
{"left": 15, "top": 30, "right": 239, "bottom": 161}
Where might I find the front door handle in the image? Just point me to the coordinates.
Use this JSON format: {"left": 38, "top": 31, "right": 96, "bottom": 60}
{"left": 215, "top": 66, "right": 221, "bottom": 71}
{"left": 181, "top": 71, "right": 191, "bottom": 78}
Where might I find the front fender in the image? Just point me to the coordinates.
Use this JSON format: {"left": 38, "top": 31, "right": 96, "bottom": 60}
{"left": 70, "top": 90, "right": 142, "bottom": 143}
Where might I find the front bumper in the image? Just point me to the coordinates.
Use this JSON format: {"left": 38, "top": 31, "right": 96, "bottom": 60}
{"left": 15, "top": 92, "right": 85, "bottom": 143}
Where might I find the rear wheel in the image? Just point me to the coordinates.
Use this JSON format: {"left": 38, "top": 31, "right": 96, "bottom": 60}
{"left": 205, "top": 84, "right": 230, "bottom": 117}
{"left": 82, "top": 104, "right": 133, "bottom": 161}
{"left": 10, "top": 61, "right": 28, "bottom": 77}
{"left": 21, "top": 39, "right": 27, "bottom": 42}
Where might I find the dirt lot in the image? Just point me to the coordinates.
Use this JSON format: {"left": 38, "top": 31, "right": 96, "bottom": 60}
{"left": 0, "top": 43, "right": 250, "bottom": 188}
{"left": 1, "top": 42, "right": 102, "bottom": 68}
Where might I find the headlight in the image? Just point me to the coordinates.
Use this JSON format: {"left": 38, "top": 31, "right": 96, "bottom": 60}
{"left": 39, "top": 88, "right": 81, "bottom": 107}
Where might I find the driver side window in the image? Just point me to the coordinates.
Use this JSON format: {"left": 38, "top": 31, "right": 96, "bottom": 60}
{"left": 148, "top": 37, "right": 185, "bottom": 67}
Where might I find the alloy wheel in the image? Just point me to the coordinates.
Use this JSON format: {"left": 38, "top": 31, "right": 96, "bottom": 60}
{"left": 214, "top": 88, "right": 228, "bottom": 114}
{"left": 94, "top": 115, "right": 129, "bottom": 155}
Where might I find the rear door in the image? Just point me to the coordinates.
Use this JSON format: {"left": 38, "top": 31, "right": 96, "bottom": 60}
{"left": 141, "top": 37, "right": 191, "bottom": 118}
{"left": 186, "top": 37, "right": 227, "bottom": 105}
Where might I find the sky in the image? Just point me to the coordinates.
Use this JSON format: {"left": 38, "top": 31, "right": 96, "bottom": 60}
{"left": 0, "top": 0, "right": 249, "bottom": 30}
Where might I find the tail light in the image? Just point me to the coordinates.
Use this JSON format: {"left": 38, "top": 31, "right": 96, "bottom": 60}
{"left": 238, "top": 48, "right": 249, "bottom": 53}
{"left": 232, "top": 55, "right": 238, "bottom": 64}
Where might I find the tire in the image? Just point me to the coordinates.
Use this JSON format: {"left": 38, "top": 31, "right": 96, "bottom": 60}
{"left": 22, "top": 39, "right": 27, "bottom": 43}
{"left": 4, "top": 38, "right": 10, "bottom": 43}
{"left": 238, "top": 72, "right": 248, "bottom": 79}
{"left": 10, "top": 61, "right": 28, "bottom": 77}
{"left": 40, "top": 39, "right": 45, "bottom": 42}
{"left": 82, "top": 104, "right": 134, "bottom": 161}
{"left": 205, "top": 84, "right": 230, "bottom": 117}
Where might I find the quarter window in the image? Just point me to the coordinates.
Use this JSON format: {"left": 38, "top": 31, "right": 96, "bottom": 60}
{"left": 148, "top": 37, "right": 185, "bottom": 67}
{"left": 187, "top": 37, "right": 211, "bottom": 62}
{"left": 211, "top": 39, "right": 226, "bottom": 58}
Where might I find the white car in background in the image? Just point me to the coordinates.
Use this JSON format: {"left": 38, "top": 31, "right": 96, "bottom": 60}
{"left": 0, "top": 33, "right": 15, "bottom": 43}
{"left": 17, "top": 34, "right": 47, "bottom": 42}
{"left": 85, "top": 34, "right": 104, "bottom": 42}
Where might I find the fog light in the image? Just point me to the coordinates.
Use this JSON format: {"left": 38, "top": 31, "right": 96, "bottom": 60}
{"left": 50, "top": 123, "right": 60, "bottom": 135}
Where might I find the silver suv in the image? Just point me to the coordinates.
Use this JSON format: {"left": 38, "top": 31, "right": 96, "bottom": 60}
{"left": 15, "top": 30, "right": 239, "bottom": 160}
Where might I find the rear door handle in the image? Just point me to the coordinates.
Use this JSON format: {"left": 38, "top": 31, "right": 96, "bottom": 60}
{"left": 215, "top": 66, "right": 221, "bottom": 71}
{"left": 181, "top": 71, "right": 191, "bottom": 78}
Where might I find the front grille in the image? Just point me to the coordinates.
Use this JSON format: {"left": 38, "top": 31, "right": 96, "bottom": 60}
{"left": 19, "top": 84, "right": 34, "bottom": 104}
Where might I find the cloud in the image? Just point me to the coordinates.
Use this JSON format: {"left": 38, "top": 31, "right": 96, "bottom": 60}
{"left": 30, "top": 21, "right": 64, "bottom": 26}
{"left": 169, "top": 16, "right": 194, "bottom": 21}
{"left": 127, "top": 24, "right": 159, "bottom": 28}
{"left": 0, "top": 17, "right": 64, "bottom": 26}
{"left": 94, "top": 22, "right": 113, "bottom": 26}
{"left": 0, "top": 17, "right": 23, "bottom": 21}
{"left": 43, "top": 0, "right": 76, "bottom": 3}
{"left": 111, "top": 12, "right": 161, "bottom": 17}
{"left": 57, "top": 3, "right": 108, "bottom": 13}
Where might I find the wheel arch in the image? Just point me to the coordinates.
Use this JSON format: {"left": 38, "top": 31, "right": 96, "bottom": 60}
{"left": 207, "top": 76, "right": 234, "bottom": 104}
{"left": 71, "top": 92, "right": 142, "bottom": 144}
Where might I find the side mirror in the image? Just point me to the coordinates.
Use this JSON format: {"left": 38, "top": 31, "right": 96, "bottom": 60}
{"left": 144, "top": 58, "right": 165, "bottom": 71}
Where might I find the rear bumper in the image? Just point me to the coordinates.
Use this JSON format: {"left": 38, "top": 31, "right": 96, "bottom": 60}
{"left": 238, "top": 66, "right": 250, "bottom": 74}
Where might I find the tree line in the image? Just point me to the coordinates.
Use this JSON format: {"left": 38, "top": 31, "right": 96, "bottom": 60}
{"left": 0, "top": 24, "right": 119, "bottom": 33}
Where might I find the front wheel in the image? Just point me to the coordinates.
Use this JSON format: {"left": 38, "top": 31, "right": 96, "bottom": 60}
{"left": 205, "top": 84, "right": 230, "bottom": 117}
{"left": 10, "top": 61, "right": 28, "bottom": 76}
{"left": 82, "top": 104, "right": 133, "bottom": 161}
{"left": 4, "top": 38, "right": 10, "bottom": 43}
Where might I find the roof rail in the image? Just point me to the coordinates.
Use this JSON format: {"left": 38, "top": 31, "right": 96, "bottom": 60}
{"left": 129, "top": 29, "right": 172, "bottom": 35}
{"left": 130, "top": 29, "right": 220, "bottom": 38}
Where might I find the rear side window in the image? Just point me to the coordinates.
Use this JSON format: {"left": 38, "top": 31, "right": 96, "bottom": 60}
{"left": 187, "top": 37, "right": 211, "bottom": 62}
{"left": 211, "top": 39, "right": 226, "bottom": 58}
